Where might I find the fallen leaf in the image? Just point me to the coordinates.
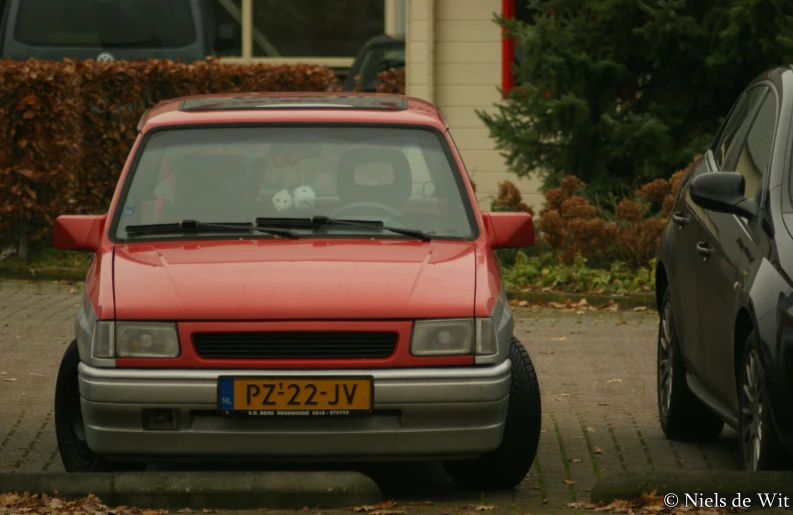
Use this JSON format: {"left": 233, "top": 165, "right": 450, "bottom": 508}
{"left": 542, "top": 498, "right": 548, "bottom": 504}
{"left": 616, "top": 319, "right": 627, "bottom": 325}
{"left": 0, "top": 372, "right": 5, "bottom": 375}
{"left": 3, "top": 378, "right": 17, "bottom": 382}
{"left": 633, "top": 306, "right": 648, "bottom": 312}
{"left": 370, "top": 511, "right": 406, "bottom": 515}
{"left": 539, "top": 351, "right": 554, "bottom": 355}
{"left": 550, "top": 336, "right": 566, "bottom": 341}
{"left": 424, "top": 501, "right": 433, "bottom": 506}
{"left": 69, "top": 288, "right": 77, "bottom": 294}
{"left": 569, "top": 458, "right": 583, "bottom": 463}
{"left": 593, "top": 446, "right": 605, "bottom": 454}
{"left": 678, "top": 459, "right": 687, "bottom": 464}
{"left": 586, "top": 427, "right": 596, "bottom": 432}
{"left": 518, "top": 300, "right": 528, "bottom": 307}
{"left": 28, "top": 373, "right": 42, "bottom": 377}
{"left": 563, "top": 479, "right": 576, "bottom": 485}
{"left": 607, "top": 378, "right": 624, "bottom": 384}
{"left": 474, "top": 506, "right": 496, "bottom": 511}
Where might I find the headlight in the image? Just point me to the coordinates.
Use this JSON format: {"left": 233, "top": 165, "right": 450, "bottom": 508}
{"left": 91, "top": 321, "right": 180, "bottom": 359}
{"left": 410, "top": 318, "right": 498, "bottom": 356}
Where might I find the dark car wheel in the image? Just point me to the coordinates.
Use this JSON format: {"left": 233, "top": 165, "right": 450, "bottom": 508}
{"left": 442, "top": 336, "right": 542, "bottom": 491}
{"left": 657, "top": 288, "right": 724, "bottom": 441}
{"left": 55, "top": 340, "right": 146, "bottom": 473}
{"left": 738, "top": 332, "right": 792, "bottom": 471}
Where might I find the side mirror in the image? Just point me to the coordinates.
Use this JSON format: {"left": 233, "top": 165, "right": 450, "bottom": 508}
{"left": 483, "top": 212, "right": 535, "bottom": 249}
{"left": 214, "top": 22, "right": 239, "bottom": 53}
{"left": 53, "top": 214, "right": 107, "bottom": 252}
{"left": 690, "top": 172, "right": 757, "bottom": 219}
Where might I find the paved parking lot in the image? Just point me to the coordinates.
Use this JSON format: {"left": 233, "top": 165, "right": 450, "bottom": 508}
{"left": 0, "top": 279, "right": 742, "bottom": 512}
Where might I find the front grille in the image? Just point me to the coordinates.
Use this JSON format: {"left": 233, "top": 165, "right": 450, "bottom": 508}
{"left": 193, "top": 331, "right": 398, "bottom": 359}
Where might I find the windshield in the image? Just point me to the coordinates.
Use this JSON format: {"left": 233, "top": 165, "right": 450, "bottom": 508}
{"left": 14, "top": 0, "right": 196, "bottom": 48}
{"left": 113, "top": 126, "right": 476, "bottom": 241}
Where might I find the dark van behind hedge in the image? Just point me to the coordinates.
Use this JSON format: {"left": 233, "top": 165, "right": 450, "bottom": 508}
{"left": 0, "top": 0, "right": 238, "bottom": 62}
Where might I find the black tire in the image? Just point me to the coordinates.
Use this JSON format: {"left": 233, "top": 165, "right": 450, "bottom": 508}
{"left": 54, "top": 340, "right": 146, "bottom": 472}
{"left": 443, "top": 336, "right": 542, "bottom": 491}
{"left": 738, "top": 331, "right": 792, "bottom": 471}
{"left": 657, "top": 288, "right": 724, "bottom": 441}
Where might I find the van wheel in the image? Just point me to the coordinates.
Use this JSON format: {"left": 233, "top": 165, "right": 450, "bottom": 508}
{"left": 443, "top": 336, "right": 541, "bottom": 490}
{"left": 55, "top": 340, "right": 145, "bottom": 472}
{"left": 657, "top": 288, "right": 723, "bottom": 441}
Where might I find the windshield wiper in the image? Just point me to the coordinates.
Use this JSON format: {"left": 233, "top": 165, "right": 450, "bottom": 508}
{"left": 124, "top": 220, "right": 299, "bottom": 239}
{"left": 255, "top": 216, "right": 432, "bottom": 242}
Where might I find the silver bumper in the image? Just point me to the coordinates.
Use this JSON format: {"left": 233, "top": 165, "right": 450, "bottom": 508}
{"left": 77, "top": 360, "right": 512, "bottom": 461}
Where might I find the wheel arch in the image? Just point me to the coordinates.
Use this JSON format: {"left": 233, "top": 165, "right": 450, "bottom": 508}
{"left": 655, "top": 259, "right": 669, "bottom": 311}
{"left": 733, "top": 307, "right": 755, "bottom": 395}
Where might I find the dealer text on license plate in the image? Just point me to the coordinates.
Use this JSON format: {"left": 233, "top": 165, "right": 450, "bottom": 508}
{"left": 218, "top": 377, "right": 373, "bottom": 416}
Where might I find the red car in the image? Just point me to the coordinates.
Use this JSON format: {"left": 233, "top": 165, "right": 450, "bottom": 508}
{"left": 52, "top": 93, "right": 542, "bottom": 490}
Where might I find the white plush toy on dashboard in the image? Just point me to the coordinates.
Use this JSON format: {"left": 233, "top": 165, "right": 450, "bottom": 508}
{"left": 272, "top": 188, "right": 293, "bottom": 212}
{"left": 293, "top": 185, "right": 316, "bottom": 210}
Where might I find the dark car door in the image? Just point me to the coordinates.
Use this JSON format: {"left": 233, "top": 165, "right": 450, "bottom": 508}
{"left": 697, "top": 86, "right": 776, "bottom": 406}
{"left": 669, "top": 90, "right": 761, "bottom": 378}
{"left": 669, "top": 158, "right": 710, "bottom": 377}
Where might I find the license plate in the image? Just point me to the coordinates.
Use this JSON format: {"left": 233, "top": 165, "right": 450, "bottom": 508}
{"left": 218, "top": 377, "right": 373, "bottom": 416}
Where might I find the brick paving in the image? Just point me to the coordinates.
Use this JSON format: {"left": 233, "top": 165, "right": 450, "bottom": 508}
{"left": 0, "top": 278, "right": 742, "bottom": 513}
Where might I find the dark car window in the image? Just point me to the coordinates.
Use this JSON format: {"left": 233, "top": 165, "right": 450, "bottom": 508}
{"left": 14, "top": 0, "right": 196, "bottom": 48}
{"left": 733, "top": 91, "right": 776, "bottom": 201}
{"left": 712, "top": 86, "right": 766, "bottom": 170}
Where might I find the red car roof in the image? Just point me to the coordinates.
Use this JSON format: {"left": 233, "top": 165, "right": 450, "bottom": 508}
{"left": 138, "top": 92, "right": 448, "bottom": 133}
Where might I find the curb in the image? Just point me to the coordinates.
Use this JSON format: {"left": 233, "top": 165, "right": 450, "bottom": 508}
{"left": 591, "top": 471, "right": 793, "bottom": 506}
{"left": 0, "top": 471, "right": 382, "bottom": 510}
{"left": 507, "top": 289, "right": 656, "bottom": 310}
{"left": 0, "top": 265, "right": 87, "bottom": 282}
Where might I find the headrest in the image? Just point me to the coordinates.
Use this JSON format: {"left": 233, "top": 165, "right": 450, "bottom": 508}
{"left": 336, "top": 148, "right": 412, "bottom": 205}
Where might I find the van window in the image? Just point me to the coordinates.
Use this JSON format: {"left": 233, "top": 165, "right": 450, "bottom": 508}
{"left": 14, "top": 0, "right": 196, "bottom": 48}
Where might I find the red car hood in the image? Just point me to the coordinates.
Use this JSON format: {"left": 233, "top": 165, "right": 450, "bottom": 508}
{"left": 112, "top": 239, "right": 476, "bottom": 320}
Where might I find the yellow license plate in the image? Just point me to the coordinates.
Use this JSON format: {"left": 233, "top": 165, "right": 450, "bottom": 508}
{"left": 218, "top": 377, "right": 373, "bottom": 416}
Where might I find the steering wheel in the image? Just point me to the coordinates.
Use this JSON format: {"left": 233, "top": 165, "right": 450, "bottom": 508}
{"left": 329, "top": 201, "right": 403, "bottom": 223}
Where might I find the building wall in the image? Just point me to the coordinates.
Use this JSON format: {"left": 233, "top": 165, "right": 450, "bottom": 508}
{"left": 405, "top": 0, "right": 543, "bottom": 212}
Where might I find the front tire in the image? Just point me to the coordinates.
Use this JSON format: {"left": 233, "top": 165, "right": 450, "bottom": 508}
{"left": 738, "top": 332, "right": 792, "bottom": 471}
{"left": 443, "top": 336, "right": 542, "bottom": 491}
{"left": 657, "top": 288, "right": 723, "bottom": 442}
{"left": 54, "top": 340, "right": 145, "bottom": 472}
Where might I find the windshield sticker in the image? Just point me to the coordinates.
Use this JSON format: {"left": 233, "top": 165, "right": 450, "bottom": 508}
{"left": 122, "top": 206, "right": 135, "bottom": 217}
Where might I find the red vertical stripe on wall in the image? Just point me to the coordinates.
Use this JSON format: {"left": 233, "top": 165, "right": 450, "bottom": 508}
{"left": 502, "top": 0, "right": 515, "bottom": 95}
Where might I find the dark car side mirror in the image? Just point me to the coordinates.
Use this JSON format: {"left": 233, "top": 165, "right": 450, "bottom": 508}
{"left": 690, "top": 172, "right": 757, "bottom": 219}
{"left": 214, "top": 22, "right": 240, "bottom": 53}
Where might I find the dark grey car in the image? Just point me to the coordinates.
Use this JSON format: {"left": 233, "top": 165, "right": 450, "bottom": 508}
{"left": 655, "top": 65, "right": 793, "bottom": 471}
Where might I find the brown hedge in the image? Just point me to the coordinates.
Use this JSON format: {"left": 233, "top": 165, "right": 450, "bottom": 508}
{"left": 375, "top": 68, "right": 406, "bottom": 94}
{"left": 0, "top": 60, "right": 83, "bottom": 248}
{"left": 0, "top": 58, "right": 338, "bottom": 249}
{"left": 494, "top": 156, "right": 699, "bottom": 268}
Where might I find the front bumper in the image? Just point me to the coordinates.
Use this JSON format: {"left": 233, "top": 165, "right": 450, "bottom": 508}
{"left": 77, "top": 360, "right": 512, "bottom": 461}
